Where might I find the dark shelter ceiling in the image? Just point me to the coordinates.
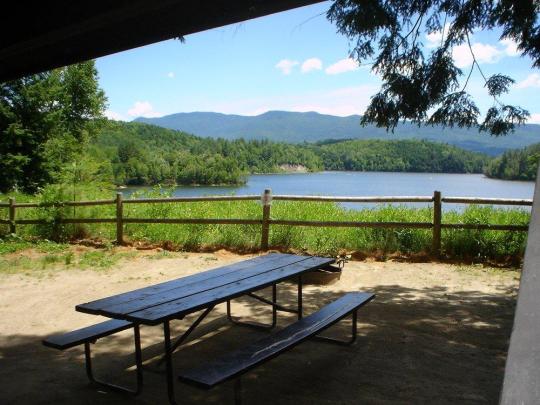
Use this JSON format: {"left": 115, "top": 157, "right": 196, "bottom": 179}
{"left": 0, "top": 0, "right": 323, "bottom": 82}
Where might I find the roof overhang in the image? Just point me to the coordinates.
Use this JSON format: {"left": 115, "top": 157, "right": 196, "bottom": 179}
{"left": 0, "top": 0, "right": 325, "bottom": 82}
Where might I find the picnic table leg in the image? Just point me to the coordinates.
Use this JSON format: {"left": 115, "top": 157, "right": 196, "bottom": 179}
{"left": 297, "top": 274, "right": 303, "bottom": 320}
{"left": 157, "top": 306, "right": 214, "bottom": 367}
{"left": 271, "top": 282, "right": 277, "bottom": 326}
{"left": 234, "top": 377, "right": 242, "bottom": 405}
{"left": 226, "top": 284, "right": 278, "bottom": 330}
{"left": 163, "top": 320, "right": 177, "bottom": 405}
{"left": 312, "top": 309, "right": 359, "bottom": 346}
{"left": 83, "top": 324, "right": 143, "bottom": 395}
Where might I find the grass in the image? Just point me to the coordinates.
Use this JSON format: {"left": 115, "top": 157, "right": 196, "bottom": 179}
{"left": 0, "top": 186, "right": 531, "bottom": 264}
{"left": 0, "top": 239, "right": 138, "bottom": 275}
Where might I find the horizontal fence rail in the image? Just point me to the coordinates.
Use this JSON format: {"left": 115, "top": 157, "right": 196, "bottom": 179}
{"left": 442, "top": 197, "right": 533, "bottom": 206}
{"left": 0, "top": 190, "right": 532, "bottom": 256}
{"left": 122, "top": 195, "right": 261, "bottom": 204}
{"left": 272, "top": 195, "right": 434, "bottom": 203}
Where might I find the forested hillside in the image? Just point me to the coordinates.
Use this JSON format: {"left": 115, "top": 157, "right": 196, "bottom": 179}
{"left": 88, "top": 121, "right": 490, "bottom": 186}
{"left": 484, "top": 143, "right": 540, "bottom": 181}
{"left": 136, "top": 110, "right": 540, "bottom": 156}
{"left": 89, "top": 121, "right": 323, "bottom": 186}
{"left": 317, "top": 139, "right": 488, "bottom": 173}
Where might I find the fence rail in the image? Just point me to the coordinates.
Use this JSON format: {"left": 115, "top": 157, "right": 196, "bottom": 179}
{"left": 0, "top": 190, "right": 532, "bottom": 257}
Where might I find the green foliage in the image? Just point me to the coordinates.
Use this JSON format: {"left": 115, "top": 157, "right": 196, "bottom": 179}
{"left": 91, "top": 121, "right": 323, "bottom": 186}
{"left": 327, "top": 0, "right": 536, "bottom": 135}
{"left": 0, "top": 187, "right": 529, "bottom": 262}
{"left": 87, "top": 121, "right": 488, "bottom": 187}
{"left": 443, "top": 206, "right": 528, "bottom": 260}
{"left": 484, "top": 143, "right": 540, "bottom": 181}
{"left": 0, "top": 61, "right": 106, "bottom": 193}
{"left": 123, "top": 201, "right": 531, "bottom": 261}
{"left": 317, "top": 139, "right": 488, "bottom": 173}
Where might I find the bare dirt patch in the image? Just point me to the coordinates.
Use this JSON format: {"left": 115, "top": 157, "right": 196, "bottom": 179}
{"left": 0, "top": 248, "right": 519, "bottom": 404}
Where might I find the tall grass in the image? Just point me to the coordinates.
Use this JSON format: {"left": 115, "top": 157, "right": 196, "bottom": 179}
{"left": 0, "top": 186, "right": 530, "bottom": 262}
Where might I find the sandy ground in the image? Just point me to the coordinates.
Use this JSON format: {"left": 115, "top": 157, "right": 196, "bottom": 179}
{"left": 0, "top": 249, "right": 520, "bottom": 404}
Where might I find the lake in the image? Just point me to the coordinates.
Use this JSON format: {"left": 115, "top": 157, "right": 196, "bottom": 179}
{"left": 122, "top": 172, "right": 535, "bottom": 210}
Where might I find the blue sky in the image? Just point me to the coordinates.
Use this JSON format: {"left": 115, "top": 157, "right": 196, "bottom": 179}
{"left": 97, "top": 2, "right": 540, "bottom": 123}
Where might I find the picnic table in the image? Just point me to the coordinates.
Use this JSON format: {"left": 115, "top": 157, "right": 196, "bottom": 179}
{"left": 44, "top": 253, "right": 374, "bottom": 404}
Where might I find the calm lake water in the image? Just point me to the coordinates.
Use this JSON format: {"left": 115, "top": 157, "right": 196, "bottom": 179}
{"left": 122, "top": 172, "right": 535, "bottom": 211}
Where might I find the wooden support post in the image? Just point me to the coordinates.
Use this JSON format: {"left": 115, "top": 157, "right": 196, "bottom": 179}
{"left": 261, "top": 189, "right": 272, "bottom": 251}
{"left": 8, "top": 197, "right": 16, "bottom": 234}
{"left": 116, "top": 192, "right": 124, "bottom": 245}
{"left": 432, "top": 190, "right": 442, "bottom": 258}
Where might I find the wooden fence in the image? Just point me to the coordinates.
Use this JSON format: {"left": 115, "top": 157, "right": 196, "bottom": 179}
{"left": 0, "top": 189, "right": 532, "bottom": 257}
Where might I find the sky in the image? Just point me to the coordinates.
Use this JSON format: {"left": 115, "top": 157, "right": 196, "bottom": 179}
{"left": 97, "top": 2, "right": 540, "bottom": 123}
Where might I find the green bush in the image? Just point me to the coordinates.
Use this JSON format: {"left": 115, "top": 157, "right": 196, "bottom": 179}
{"left": 0, "top": 187, "right": 530, "bottom": 262}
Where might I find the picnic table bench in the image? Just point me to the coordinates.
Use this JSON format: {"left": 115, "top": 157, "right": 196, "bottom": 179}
{"left": 43, "top": 253, "right": 374, "bottom": 404}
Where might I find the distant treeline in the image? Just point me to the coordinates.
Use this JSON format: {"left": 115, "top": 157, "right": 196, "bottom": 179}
{"left": 89, "top": 121, "right": 490, "bottom": 186}
{"left": 484, "top": 143, "right": 540, "bottom": 181}
{"left": 317, "top": 139, "right": 487, "bottom": 173}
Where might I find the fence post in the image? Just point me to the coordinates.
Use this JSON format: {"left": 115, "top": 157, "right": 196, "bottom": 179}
{"left": 8, "top": 197, "right": 16, "bottom": 234}
{"left": 116, "top": 192, "right": 124, "bottom": 245}
{"left": 261, "top": 189, "right": 272, "bottom": 251}
{"left": 432, "top": 190, "right": 442, "bottom": 258}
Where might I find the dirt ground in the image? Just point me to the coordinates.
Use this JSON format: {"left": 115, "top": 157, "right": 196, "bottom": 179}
{"left": 0, "top": 248, "right": 520, "bottom": 404}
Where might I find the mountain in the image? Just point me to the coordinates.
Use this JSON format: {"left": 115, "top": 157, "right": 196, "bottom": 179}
{"left": 135, "top": 110, "right": 540, "bottom": 156}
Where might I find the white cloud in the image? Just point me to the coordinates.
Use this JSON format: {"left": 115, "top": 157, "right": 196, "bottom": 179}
{"left": 301, "top": 58, "right": 322, "bottom": 73}
{"left": 500, "top": 38, "right": 519, "bottom": 56}
{"left": 127, "top": 101, "right": 163, "bottom": 118}
{"left": 425, "top": 23, "right": 451, "bottom": 48}
{"left": 167, "top": 71, "right": 175, "bottom": 78}
{"left": 275, "top": 59, "right": 299, "bottom": 75}
{"left": 517, "top": 73, "right": 540, "bottom": 89}
{"left": 104, "top": 110, "right": 125, "bottom": 121}
{"left": 426, "top": 28, "right": 519, "bottom": 66}
{"left": 528, "top": 113, "right": 540, "bottom": 124}
{"left": 452, "top": 42, "right": 502, "bottom": 68}
{"left": 325, "top": 58, "right": 360, "bottom": 75}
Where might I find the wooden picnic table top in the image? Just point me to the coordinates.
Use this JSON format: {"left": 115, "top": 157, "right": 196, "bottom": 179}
{"left": 76, "top": 253, "right": 334, "bottom": 326}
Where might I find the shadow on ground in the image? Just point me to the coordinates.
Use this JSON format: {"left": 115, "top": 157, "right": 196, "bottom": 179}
{"left": 0, "top": 282, "right": 517, "bottom": 404}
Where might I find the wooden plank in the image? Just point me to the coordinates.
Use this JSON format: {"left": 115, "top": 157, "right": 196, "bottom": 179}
{"left": 12, "top": 219, "right": 47, "bottom": 224}
{"left": 14, "top": 219, "right": 116, "bottom": 224}
{"left": 432, "top": 191, "right": 442, "bottom": 257}
{"left": 261, "top": 189, "right": 271, "bottom": 250}
{"left": 9, "top": 197, "right": 15, "bottom": 234}
{"left": 116, "top": 193, "right": 123, "bottom": 245}
{"left": 179, "top": 292, "right": 375, "bottom": 388}
{"left": 60, "top": 218, "right": 116, "bottom": 224}
{"left": 270, "top": 219, "right": 433, "bottom": 228}
{"left": 123, "top": 195, "right": 260, "bottom": 204}
{"left": 272, "top": 195, "right": 433, "bottom": 203}
{"left": 42, "top": 319, "right": 132, "bottom": 350}
{"left": 95, "top": 255, "right": 315, "bottom": 317}
{"left": 14, "top": 199, "right": 115, "bottom": 207}
{"left": 122, "top": 218, "right": 262, "bottom": 225}
{"left": 76, "top": 253, "right": 304, "bottom": 315}
{"left": 125, "top": 256, "right": 334, "bottom": 325}
{"left": 442, "top": 197, "right": 532, "bottom": 206}
{"left": 441, "top": 223, "right": 529, "bottom": 231}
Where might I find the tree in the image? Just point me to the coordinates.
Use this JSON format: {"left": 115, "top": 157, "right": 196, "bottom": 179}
{"left": 0, "top": 61, "right": 106, "bottom": 192}
{"left": 327, "top": 0, "right": 539, "bottom": 136}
